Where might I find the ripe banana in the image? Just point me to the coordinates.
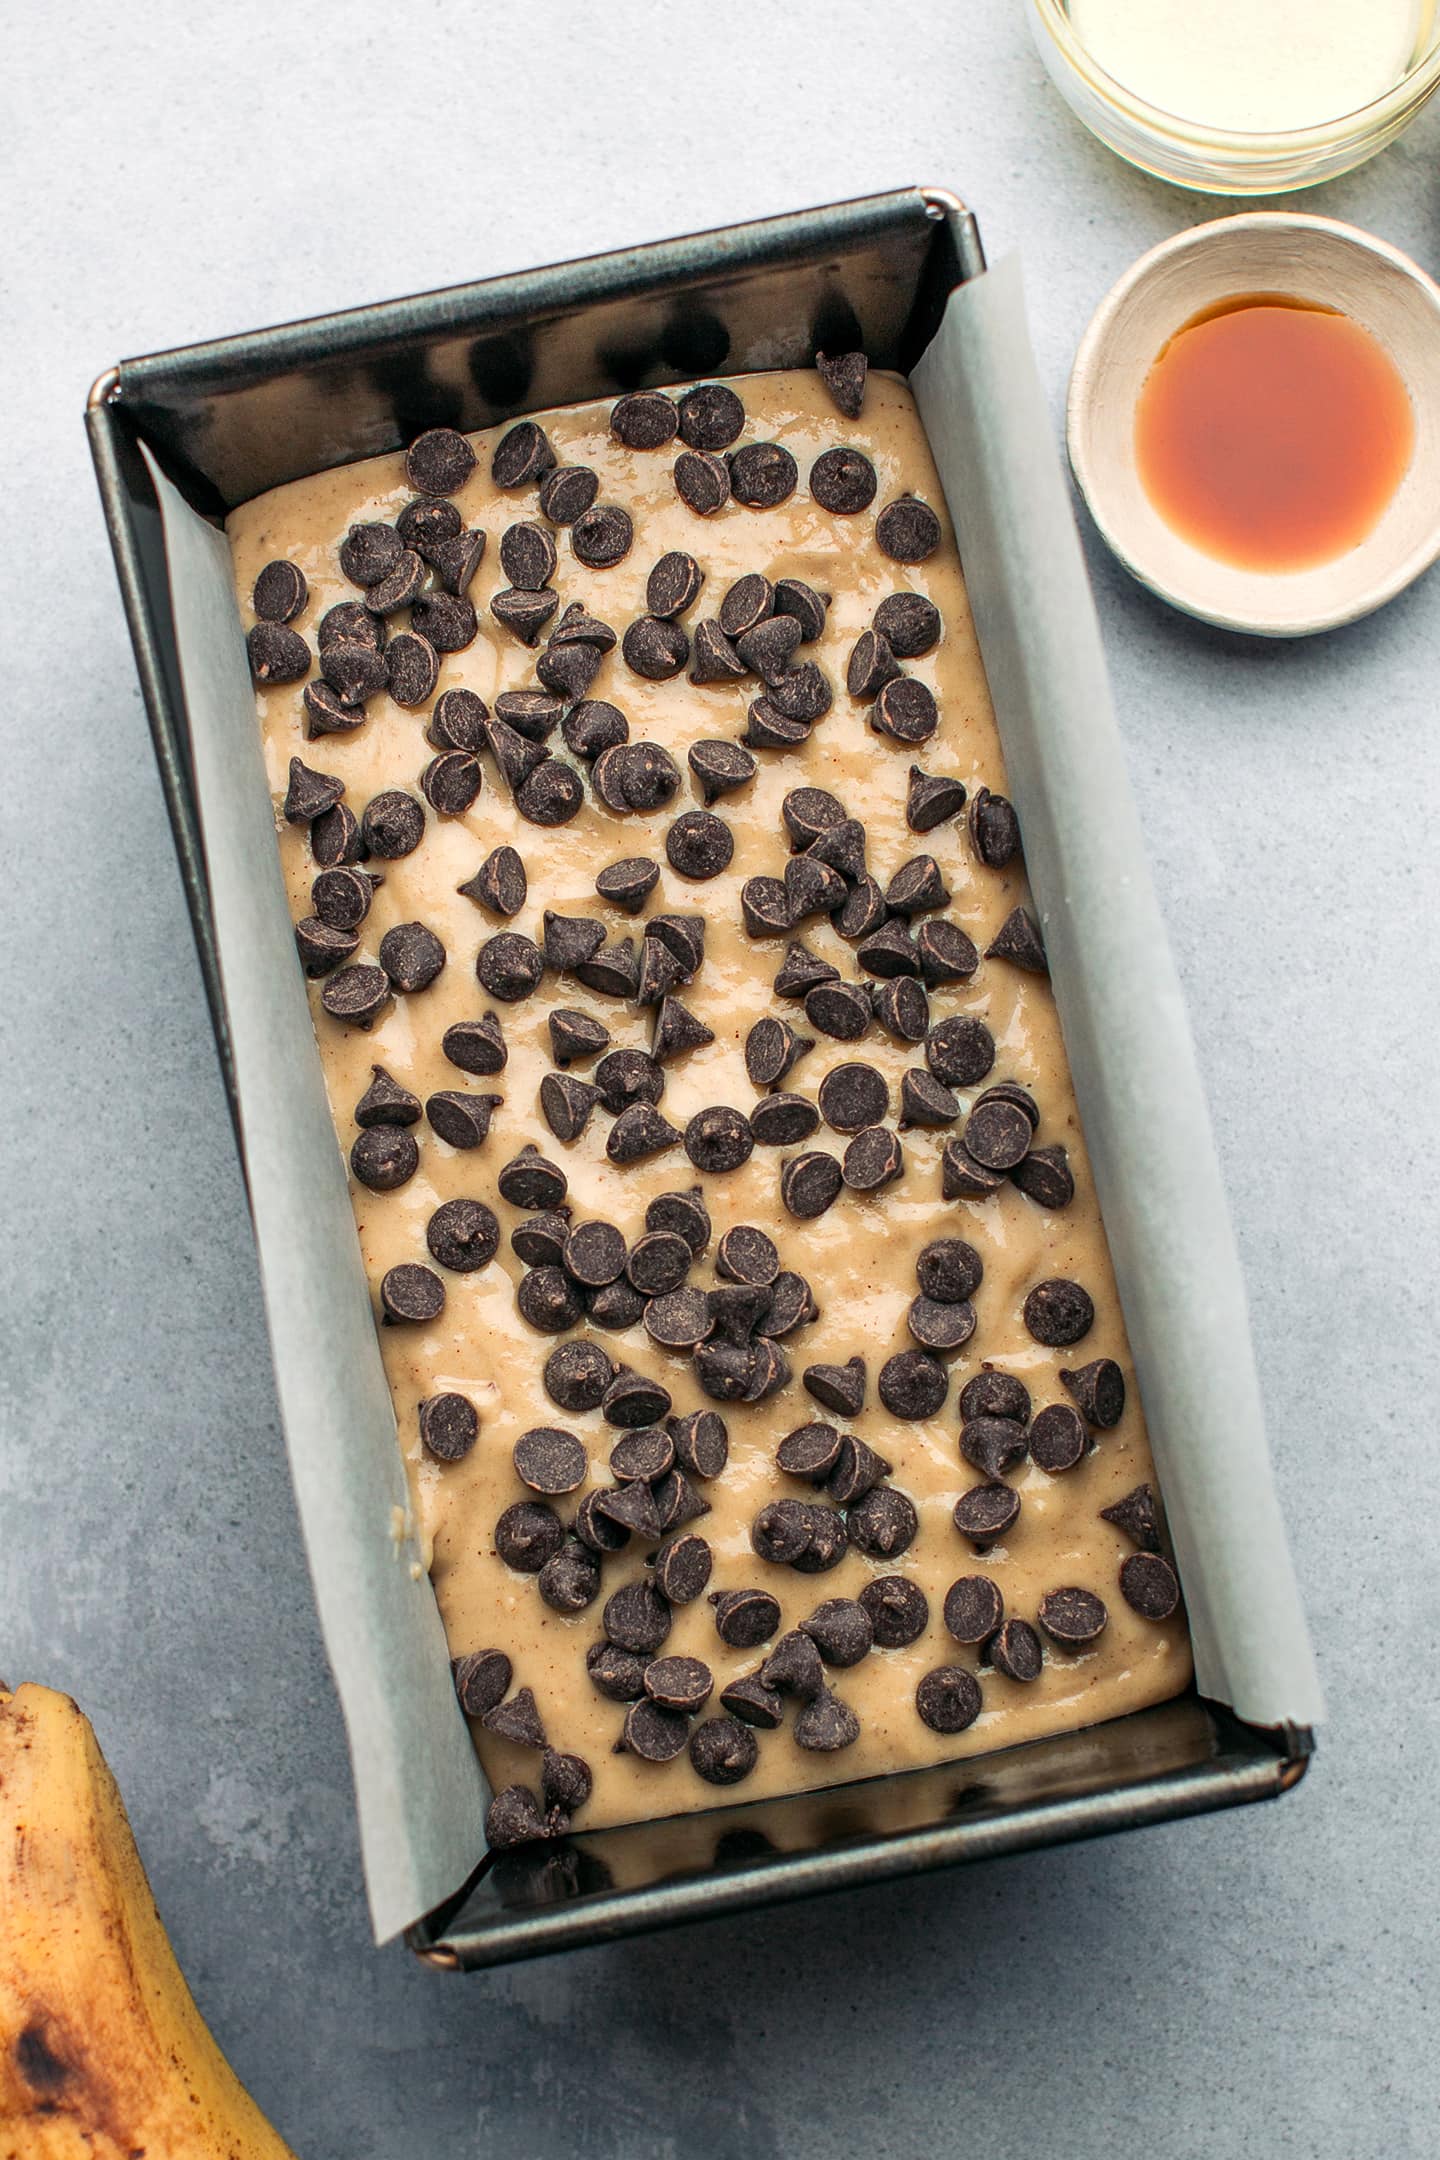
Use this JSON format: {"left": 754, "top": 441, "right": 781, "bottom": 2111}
{"left": 0, "top": 1683, "right": 297, "bottom": 2159}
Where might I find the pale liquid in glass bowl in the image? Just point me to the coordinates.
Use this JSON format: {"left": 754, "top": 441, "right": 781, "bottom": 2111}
{"left": 1066, "top": 0, "right": 1437, "bottom": 133}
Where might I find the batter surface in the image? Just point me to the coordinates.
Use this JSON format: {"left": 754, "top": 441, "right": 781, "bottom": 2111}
{"left": 228, "top": 367, "right": 1192, "bottom": 1843}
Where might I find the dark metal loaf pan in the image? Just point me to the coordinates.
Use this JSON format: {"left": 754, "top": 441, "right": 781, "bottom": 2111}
{"left": 86, "top": 186, "right": 1312, "bottom": 1973}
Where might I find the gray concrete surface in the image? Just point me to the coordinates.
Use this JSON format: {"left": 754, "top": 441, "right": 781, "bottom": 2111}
{"left": 4, "top": 4, "right": 1436, "bottom": 2154}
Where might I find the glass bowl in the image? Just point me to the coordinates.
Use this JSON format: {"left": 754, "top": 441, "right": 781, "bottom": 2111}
{"left": 1028, "top": 0, "right": 1440, "bottom": 194}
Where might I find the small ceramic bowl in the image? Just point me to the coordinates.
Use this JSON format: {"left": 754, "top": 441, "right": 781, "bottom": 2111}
{"left": 1068, "top": 213, "right": 1440, "bottom": 636}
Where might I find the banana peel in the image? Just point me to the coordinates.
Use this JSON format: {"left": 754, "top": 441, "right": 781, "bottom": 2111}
{"left": 0, "top": 1683, "right": 297, "bottom": 2159}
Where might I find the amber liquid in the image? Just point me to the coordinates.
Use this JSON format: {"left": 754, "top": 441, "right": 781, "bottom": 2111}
{"left": 1134, "top": 296, "right": 1415, "bottom": 574}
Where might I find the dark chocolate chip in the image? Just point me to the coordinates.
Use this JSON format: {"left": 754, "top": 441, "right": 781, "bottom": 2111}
{"left": 354, "top": 1065, "right": 421, "bottom": 1128}
{"left": 926, "top": 1015, "right": 996, "bottom": 1089}
{"left": 548, "top": 1008, "right": 610, "bottom": 1068}
{"left": 1061, "top": 1359, "right": 1127, "bottom": 1430}
{"left": 861, "top": 1574, "right": 930, "bottom": 1650}
{"left": 517, "top": 1266, "right": 584, "bottom": 1332}
{"left": 969, "top": 786, "right": 1022, "bottom": 869}
{"left": 916, "top": 1666, "right": 982, "bottom": 1735}
{"left": 644, "top": 1655, "right": 713, "bottom": 1714}
{"left": 804, "top": 981, "right": 872, "bottom": 1043}
{"left": 960, "top": 1372, "right": 1031, "bottom": 1425}
{"left": 678, "top": 382, "right": 745, "bottom": 450}
{"left": 248, "top": 621, "right": 311, "bottom": 684}
{"left": 714, "top": 1225, "right": 779, "bottom": 1290}
{"left": 409, "top": 594, "right": 477, "bottom": 656}
{"left": 572, "top": 503, "right": 634, "bottom": 568}
{"left": 653, "top": 1533, "right": 712, "bottom": 1606}
{"left": 442, "top": 1011, "right": 508, "bottom": 1076}
{"left": 475, "top": 931, "right": 544, "bottom": 1004}
{"left": 495, "top": 1499, "right": 566, "bottom": 1573}
{"left": 514, "top": 1427, "right": 587, "bottom": 1496}
{"left": 943, "top": 1574, "right": 1005, "bottom": 1645}
{"left": 651, "top": 997, "right": 713, "bottom": 1063}
{"left": 426, "top": 1198, "right": 500, "bottom": 1274}
{"left": 815, "top": 349, "right": 867, "bottom": 417}
{"left": 397, "top": 495, "right": 463, "bottom": 558}
{"left": 490, "top": 586, "right": 560, "bottom": 645}
{"left": 434, "top": 686, "right": 492, "bottom": 752}
{"left": 648, "top": 912, "right": 706, "bottom": 976}
{"left": 769, "top": 587, "right": 827, "bottom": 652}
{"left": 779, "top": 1149, "right": 843, "bottom": 1219}
{"left": 576, "top": 939, "right": 642, "bottom": 1000}
{"left": 683, "top": 1105, "right": 753, "bottom": 1175}
{"left": 611, "top": 390, "right": 679, "bottom": 448}
{"left": 759, "top": 1629, "right": 824, "bottom": 1698}
{"left": 784, "top": 854, "right": 847, "bottom": 923}
{"left": 432, "top": 529, "right": 488, "bottom": 597}
{"left": 453, "top": 1645, "right": 510, "bottom": 1715}
{"left": 802, "top": 1599, "right": 872, "bottom": 1667}
{"left": 941, "top": 1140, "right": 1006, "bottom": 1200}
{"left": 603, "top": 1578, "right": 673, "bottom": 1656}
{"left": 541, "top": 1065, "right": 600, "bottom": 1143}
{"left": 1120, "top": 1552, "right": 1181, "bottom": 1620}
{"left": 363, "top": 550, "right": 427, "bottom": 616}
{"left": 602, "top": 1367, "right": 672, "bottom": 1430}
{"left": 563, "top": 1219, "right": 628, "bottom": 1288}
{"left": 426, "top": 1090, "right": 501, "bottom": 1149}
{"left": 498, "top": 1144, "right": 568, "bottom": 1210}
{"left": 541, "top": 1748, "right": 593, "bottom": 1819}
{"left": 309, "top": 801, "right": 362, "bottom": 867}
{"left": 380, "top": 1262, "right": 444, "bottom": 1324}
{"left": 876, "top": 495, "right": 943, "bottom": 563}
{"left": 666, "top": 809, "right": 733, "bottom": 880}
{"left": 740, "top": 877, "right": 791, "bottom": 940}
{"left": 793, "top": 1688, "right": 860, "bottom": 1751}
{"left": 916, "top": 921, "right": 979, "bottom": 989}
{"left": 361, "top": 789, "right": 426, "bottom": 859}
{"left": 987, "top": 907, "right": 1048, "bottom": 973}
{"left": 1101, "top": 1484, "right": 1162, "bottom": 1554}
{"left": 613, "top": 739, "right": 684, "bottom": 813}
{"left": 886, "top": 856, "right": 951, "bottom": 918}
{"left": 511, "top": 1211, "right": 572, "bottom": 1270}
{"left": 295, "top": 917, "right": 358, "bottom": 977}
{"left": 870, "top": 593, "right": 940, "bottom": 661}
{"left": 842, "top": 1126, "right": 904, "bottom": 1192}
{"left": 302, "top": 681, "right": 366, "bottom": 736}
{"left": 549, "top": 598, "right": 617, "bottom": 649}
{"left": 873, "top": 676, "right": 939, "bottom": 745}
{"left": 847, "top": 1487, "right": 919, "bottom": 1560}
{"left": 905, "top": 769, "right": 966, "bottom": 839}
{"left": 953, "top": 1483, "right": 1021, "bottom": 1550}
{"left": 621, "top": 1698, "right": 689, "bottom": 1762}
{"left": 621, "top": 615, "right": 689, "bottom": 682}
{"left": 846, "top": 629, "right": 903, "bottom": 701}
{"left": 340, "top": 521, "right": 403, "bottom": 588}
{"left": 878, "top": 1350, "right": 948, "bottom": 1421}
{"left": 960, "top": 1415, "right": 1029, "bottom": 1480}
{"left": 742, "top": 699, "right": 812, "bottom": 750}
{"left": 1028, "top": 1404, "right": 1088, "bottom": 1475}
{"left": 899, "top": 1070, "right": 961, "bottom": 1127}
{"left": 908, "top": 1295, "right": 976, "bottom": 1352}
{"left": 742, "top": 1017, "right": 809, "bottom": 1090}
{"left": 988, "top": 1618, "right": 1044, "bottom": 1683}
{"left": 284, "top": 758, "right": 344, "bottom": 824}
{"left": 537, "top": 913, "right": 603, "bottom": 976}
{"left": 798, "top": 1357, "right": 862, "bottom": 1420}
{"left": 538, "top": 1541, "right": 602, "bottom": 1613}
{"left": 707, "top": 1283, "right": 772, "bottom": 1345}
{"left": 964, "top": 1097, "right": 1034, "bottom": 1172}
{"left": 319, "top": 600, "right": 385, "bottom": 654}
{"left": 817, "top": 1063, "right": 888, "bottom": 1134}
{"left": 421, "top": 751, "right": 483, "bottom": 816}
{"left": 319, "top": 639, "right": 388, "bottom": 708}
{"left": 1011, "top": 1144, "right": 1076, "bottom": 1212}
{"left": 1024, "top": 1279, "right": 1095, "bottom": 1348}
{"left": 405, "top": 428, "right": 475, "bottom": 496}
{"left": 378, "top": 921, "right": 446, "bottom": 994}
{"left": 728, "top": 442, "right": 798, "bottom": 507}
{"left": 689, "top": 1717, "right": 759, "bottom": 1785}
{"left": 498, "top": 520, "right": 557, "bottom": 592}
{"left": 916, "top": 1238, "right": 983, "bottom": 1304}
{"left": 1039, "top": 1587, "right": 1109, "bottom": 1647}
{"left": 494, "top": 690, "right": 564, "bottom": 744}
{"left": 484, "top": 1785, "right": 548, "bottom": 1850}
{"left": 674, "top": 449, "right": 731, "bottom": 516}
{"left": 654, "top": 1466, "right": 712, "bottom": 1535}
{"left": 607, "top": 1103, "right": 681, "bottom": 1164}
{"left": 349, "top": 1126, "right": 418, "bottom": 1192}
{"left": 539, "top": 463, "right": 600, "bottom": 524}
{"left": 856, "top": 920, "right": 921, "bottom": 980}
{"left": 594, "top": 857, "right": 659, "bottom": 915}
{"left": 670, "top": 1406, "right": 728, "bottom": 1480}
{"left": 810, "top": 445, "right": 877, "bottom": 514}
{"left": 492, "top": 420, "right": 556, "bottom": 489}
{"left": 594, "top": 1049, "right": 664, "bottom": 1117}
{"left": 516, "top": 760, "right": 585, "bottom": 828}
{"left": 776, "top": 1421, "right": 843, "bottom": 1482}
{"left": 875, "top": 987, "right": 930, "bottom": 1051}
{"left": 587, "top": 1280, "right": 647, "bottom": 1331}
{"left": 747, "top": 1095, "right": 818, "bottom": 1148}
{"left": 541, "top": 1341, "right": 612, "bottom": 1418}
{"left": 646, "top": 550, "right": 705, "bottom": 620}
{"left": 594, "top": 1477, "right": 662, "bottom": 1542}
{"left": 833, "top": 877, "right": 888, "bottom": 944}
{"left": 320, "top": 964, "right": 390, "bottom": 1029}
{"left": 737, "top": 612, "right": 803, "bottom": 684}
{"left": 587, "top": 1641, "right": 649, "bottom": 1700}
{"left": 252, "top": 558, "right": 307, "bottom": 623}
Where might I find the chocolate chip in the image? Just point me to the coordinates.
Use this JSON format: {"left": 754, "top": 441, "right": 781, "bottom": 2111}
{"left": 442, "top": 1011, "right": 508, "bottom": 1076}
{"left": 900, "top": 1070, "right": 961, "bottom": 1128}
{"left": 349, "top": 1126, "right": 418, "bottom": 1191}
{"left": 303, "top": 681, "right": 366, "bottom": 736}
{"left": 539, "top": 1345, "right": 610, "bottom": 1421}
{"left": 563, "top": 1219, "right": 627, "bottom": 1287}
{"left": 511, "top": 1211, "right": 571, "bottom": 1269}
{"left": 380, "top": 1262, "right": 444, "bottom": 1323}
{"left": 592, "top": 857, "right": 657, "bottom": 916}
{"left": 886, "top": 860, "right": 949, "bottom": 922}
{"left": 319, "top": 600, "right": 385, "bottom": 654}
{"left": 876, "top": 494, "right": 942, "bottom": 562}
{"left": 638, "top": 554, "right": 701, "bottom": 625}
{"left": 961, "top": 1097, "right": 1031, "bottom": 1173}
{"left": 742, "top": 700, "right": 812, "bottom": 750}
{"left": 538, "top": 1542, "right": 602, "bottom": 1613}
{"left": 940, "top": 1141, "right": 1005, "bottom": 1200}
{"left": 410, "top": 593, "right": 477, "bottom": 656}
{"left": 284, "top": 759, "right": 344, "bottom": 825}
{"left": 602, "top": 1367, "right": 671, "bottom": 1430}
{"left": 747, "top": 1095, "right": 816, "bottom": 1150}
{"left": 676, "top": 381, "right": 745, "bottom": 449}
{"left": 513, "top": 1259, "right": 575, "bottom": 1324}
{"left": 1100, "top": 1486, "right": 1162, "bottom": 1557}
{"left": 495, "top": 520, "right": 555, "bottom": 592}
{"left": 794, "top": 1688, "right": 860, "bottom": 1751}
{"left": 916, "top": 1666, "right": 982, "bottom": 1735}
{"left": 1057, "top": 1365, "right": 1126, "bottom": 1441}
{"left": 1024, "top": 1279, "right": 1095, "bottom": 1349}
{"left": 926, "top": 1015, "right": 996, "bottom": 1089}
{"left": 577, "top": 1488, "right": 638, "bottom": 1556}
{"left": 1007, "top": 1146, "right": 1074, "bottom": 1215}
{"left": 433, "top": 530, "right": 488, "bottom": 597}
{"left": 319, "top": 639, "right": 388, "bottom": 709}
{"left": 364, "top": 549, "right": 427, "bottom": 616}
{"left": 491, "top": 587, "right": 560, "bottom": 645}
{"left": 810, "top": 445, "right": 877, "bottom": 514}
{"left": 453, "top": 1645, "right": 510, "bottom": 1715}
{"left": 706, "top": 1282, "right": 771, "bottom": 1345}
{"left": 587, "top": 1640, "right": 649, "bottom": 1701}
{"left": 320, "top": 965, "right": 390, "bottom": 1029}
{"left": 878, "top": 1350, "right": 947, "bottom": 1421}
{"left": 397, "top": 496, "right": 463, "bottom": 559}
{"left": 773, "top": 1147, "right": 839, "bottom": 1220}
{"left": 953, "top": 1483, "right": 1021, "bottom": 1550}
{"left": 960, "top": 1416, "right": 1029, "bottom": 1480}
{"left": 765, "top": 654, "right": 832, "bottom": 721}
{"left": 830, "top": 878, "right": 886, "bottom": 945}
{"left": 572, "top": 503, "right": 634, "bottom": 568}
{"left": 1028, "top": 1404, "right": 1088, "bottom": 1475}
{"left": 595, "top": 1477, "right": 662, "bottom": 1541}
{"left": 913, "top": 1241, "right": 980, "bottom": 1308}
{"left": 405, "top": 428, "right": 475, "bottom": 496}
{"left": 969, "top": 787, "right": 1022, "bottom": 869}
{"left": 610, "top": 389, "right": 678, "bottom": 448}
{"left": 755, "top": 1629, "right": 820, "bottom": 1698}
{"left": 773, "top": 1423, "right": 840, "bottom": 1485}
{"left": 340, "top": 521, "right": 403, "bottom": 588}
{"left": 670, "top": 1407, "right": 727, "bottom": 1480}
{"left": 636, "top": 1193, "right": 704, "bottom": 1265}
{"left": 252, "top": 558, "right": 307, "bottom": 624}
{"left": 352, "top": 1066, "right": 420, "bottom": 1130}
{"left": 678, "top": 748, "right": 751, "bottom": 820}
{"left": 475, "top": 927, "right": 548, "bottom": 1005}
{"left": 852, "top": 1488, "right": 922, "bottom": 1560}
{"left": 421, "top": 751, "right": 483, "bottom": 816}
{"left": 652, "top": 997, "right": 713, "bottom": 1063}
{"left": 812, "top": 1063, "right": 884, "bottom": 1135}
{"left": 247, "top": 619, "right": 311, "bottom": 685}
{"left": 577, "top": 939, "right": 642, "bottom": 1000}
{"left": 309, "top": 801, "right": 362, "bottom": 867}
{"left": 541, "top": 1749, "right": 593, "bottom": 1821}
{"left": 619, "top": 615, "right": 687, "bottom": 683}
{"left": 815, "top": 349, "right": 867, "bottom": 417}
{"left": 493, "top": 690, "right": 563, "bottom": 745}
{"left": 499, "top": 1144, "right": 568, "bottom": 1209}
{"left": 610, "top": 739, "right": 683, "bottom": 813}
{"left": 548, "top": 1009, "right": 610, "bottom": 1069}
{"left": 651, "top": 1534, "right": 712, "bottom": 1608}
{"left": 714, "top": 1225, "right": 778, "bottom": 1289}
{"left": 459, "top": 846, "right": 526, "bottom": 924}
{"left": 842, "top": 1126, "right": 904, "bottom": 1192}
{"left": 587, "top": 1281, "right": 647, "bottom": 1332}
{"left": 943, "top": 1574, "right": 1004, "bottom": 1645}
{"left": 484, "top": 1785, "right": 547, "bottom": 1850}
{"left": 804, "top": 981, "right": 871, "bottom": 1043}
{"left": 1120, "top": 1552, "right": 1180, "bottom": 1620}
{"left": 603, "top": 1578, "right": 672, "bottom": 1656}
{"left": 361, "top": 789, "right": 425, "bottom": 859}
{"left": 514, "top": 1427, "right": 587, "bottom": 1496}
{"left": 1037, "top": 1587, "right": 1109, "bottom": 1648}
{"left": 516, "top": 760, "right": 583, "bottom": 828}
{"left": 642, "top": 1656, "right": 712, "bottom": 1716}
{"left": 495, "top": 1499, "right": 565, "bottom": 1573}
{"left": 295, "top": 918, "right": 358, "bottom": 977}
{"left": 802, "top": 1599, "right": 872, "bottom": 1667}
{"left": 492, "top": 420, "right": 556, "bottom": 489}
{"left": 989, "top": 1618, "right": 1044, "bottom": 1683}
{"left": 739, "top": 1018, "right": 805, "bottom": 1091}
{"left": 740, "top": 877, "right": 790, "bottom": 941}
{"left": 961, "top": 1373, "right": 1030, "bottom": 1427}
{"left": 737, "top": 613, "right": 802, "bottom": 685}
{"left": 674, "top": 449, "right": 731, "bottom": 515}
{"left": 607, "top": 1102, "right": 681, "bottom": 1164}
{"left": 621, "top": 1697, "right": 689, "bottom": 1762}
{"left": 660, "top": 810, "right": 728, "bottom": 882}
{"left": 987, "top": 908, "right": 1048, "bottom": 973}
{"left": 426, "top": 1198, "right": 500, "bottom": 1275}
{"left": 539, "top": 463, "right": 599, "bottom": 523}
{"left": 784, "top": 855, "right": 846, "bottom": 925}
{"left": 846, "top": 629, "right": 903, "bottom": 701}
{"left": 728, "top": 441, "right": 797, "bottom": 507}
{"left": 908, "top": 1295, "right": 976, "bottom": 1352}
{"left": 914, "top": 923, "right": 978, "bottom": 991}
{"left": 685, "top": 1717, "right": 756, "bottom": 1785}
{"left": 539, "top": 647, "right": 603, "bottom": 711}
{"left": 856, "top": 922, "right": 920, "bottom": 982}
{"left": 683, "top": 1105, "right": 753, "bottom": 1176}
{"left": 873, "top": 676, "right": 939, "bottom": 744}
{"left": 378, "top": 921, "right": 446, "bottom": 995}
